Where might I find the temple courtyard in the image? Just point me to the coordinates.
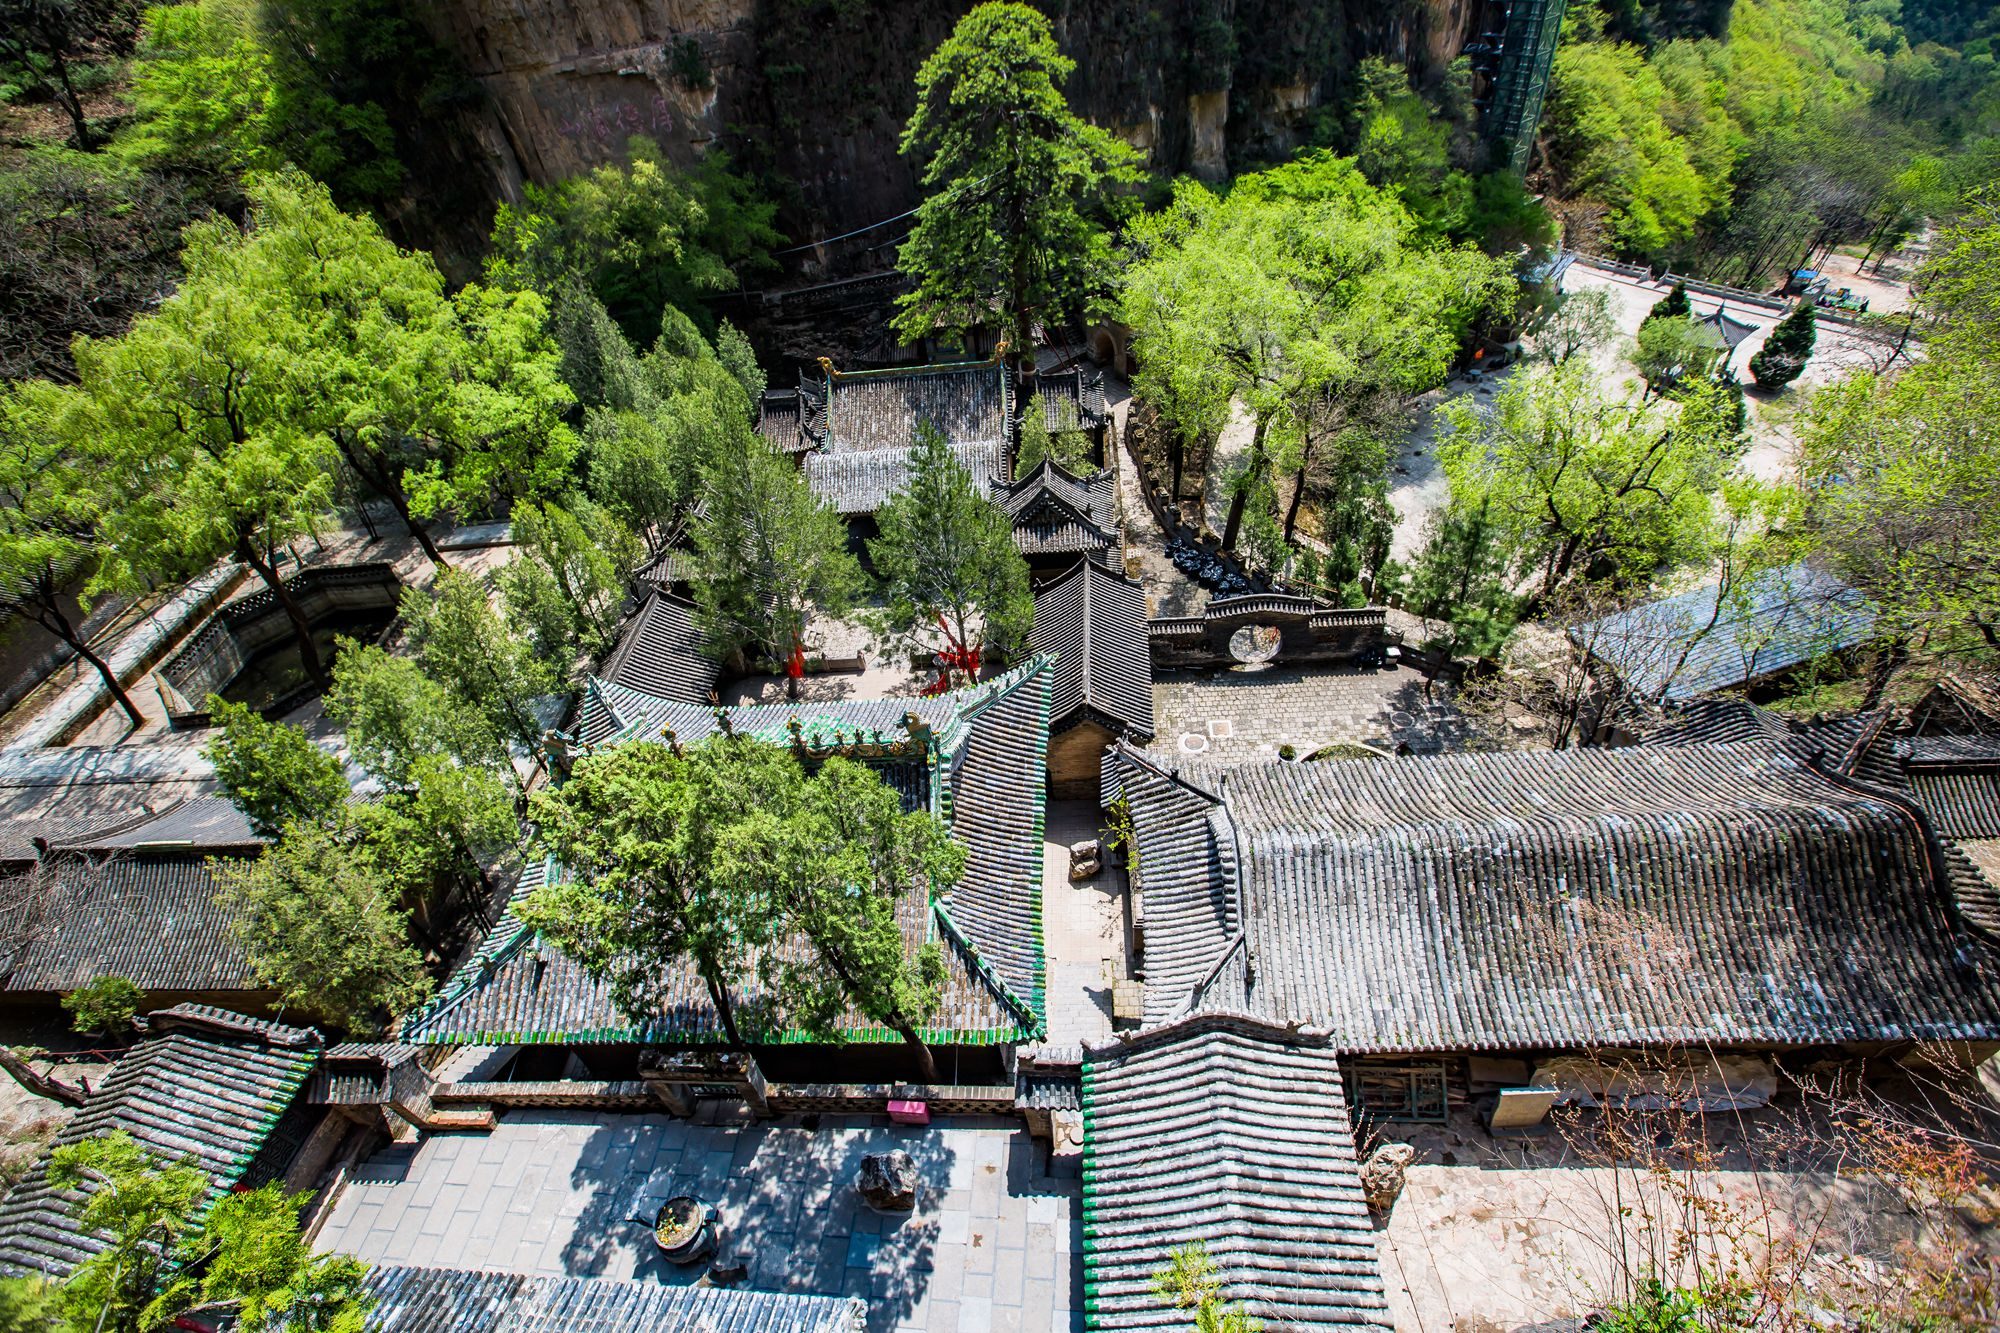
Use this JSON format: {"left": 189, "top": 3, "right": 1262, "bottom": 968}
{"left": 314, "top": 1110, "right": 1083, "bottom": 1333}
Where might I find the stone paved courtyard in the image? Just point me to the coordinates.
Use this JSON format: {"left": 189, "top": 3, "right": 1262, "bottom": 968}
{"left": 1151, "top": 663, "right": 1471, "bottom": 762}
{"left": 316, "top": 1110, "right": 1081, "bottom": 1333}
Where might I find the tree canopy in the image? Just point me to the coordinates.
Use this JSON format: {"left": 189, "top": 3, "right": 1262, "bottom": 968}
{"left": 43, "top": 1130, "right": 371, "bottom": 1333}
{"left": 868, "top": 424, "right": 1033, "bottom": 683}
{"left": 894, "top": 1, "right": 1141, "bottom": 360}
{"left": 521, "top": 736, "right": 962, "bottom": 1076}
{"left": 688, "top": 432, "right": 862, "bottom": 671}
{"left": 1798, "top": 198, "right": 2000, "bottom": 661}
{"left": 1435, "top": 359, "right": 1747, "bottom": 602}
{"left": 1121, "top": 152, "right": 1512, "bottom": 565}
{"left": 488, "top": 138, "right": 781, "bottom": 345}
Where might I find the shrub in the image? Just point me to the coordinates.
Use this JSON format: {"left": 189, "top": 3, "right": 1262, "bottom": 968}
{"left": 61, "top": 976, "right": 143, "bottom": 1036}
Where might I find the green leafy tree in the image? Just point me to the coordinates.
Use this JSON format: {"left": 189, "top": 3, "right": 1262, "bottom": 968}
{"left": 47, "top": 1131, "right": 371, "bottom": 1333}
{"left": 1528, "top": 287, "right": 1620, "bottom": 367}
{"left": 400, "top": 571, "right": 556, "bottom": 754}
{"left": 1632, "top": 315, "right": 1717, "bottom": 396}
{"left": 0, "top": 1277, "right": 55, "bottom": 1332}
{"left": 1435, "top": 360, "right": 1744, "bottom": 602}
{"left": 499, "top": 499, "right": 641, "bottom": 667}
{"left": 115, "top": 0, "right": 277, "bottom": 180}
{"left": 553, "top": 293, "right": 748, "bottom": 553}
{"left": 56, "top": 171, "right": 571, "bottom": 678}
{"left": 71, "top": 203, "right": 338, "bottom": 681}
{"left": 47, "top": 1131, "right": 206, "bottom": 1333}
{"left": 1399, "top": 502, "right": 1523, "bottom": 659}
{"left": 689, "top": 434, "right": 862, "bottom": 672}
{"left": 1799, "top": 349, "right": 2000, "bottom": 659}
{"left": 214, "top": 818, "right": 434, "bottom": 1033}
{"left": 230, "top": 175, "right": 575, "bottom": 562}
{"left": 523, "top": 737, "right": 962, "bottom": 1074}
{"left": 894, "top": 2, "right": 1141, "bottom": 363}
{"left": 519, "top": 738, "right": 786, "bottom": 1049}
{"left": 325, "top": 643, "right": 512, "bottom": 790}
{"left": 344, "top": 772, "right": 513, "bottom": 936}
{"left": 869, "top": 424, "right": 1033, "bottom": 681}
{"left": 766, "top": 756, "right": 964, "bottom": 1082}
{"left": 1122, "top": 154, "right": 1511, "bottom": 557}
{"left": 203, "top": 698, "right": 347, "bottom": 836}
{"left": 60, "top": 976, "right": 142, "bottom": 1037}
{"left": 0, "top": 383, "right": 145, "bottom": 729}
{"left": 713, "top": 320, "right": 766, "bottom": 408}
{"left": 1644, "top": 281, "right": 1690, "bottom": 326}
{"left": 1016, "top": 395, "right": 1095, "bottom": 475}
{"left": 488, "top": 139, "right": 781, "bottom": 344}
{"left": 1748, "top": 300, "right": 1816, "bottom": 387}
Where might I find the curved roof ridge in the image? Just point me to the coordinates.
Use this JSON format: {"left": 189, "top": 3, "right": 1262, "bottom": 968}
{"left": 1105, "top": 740, "right": 1226, "bottom": 807}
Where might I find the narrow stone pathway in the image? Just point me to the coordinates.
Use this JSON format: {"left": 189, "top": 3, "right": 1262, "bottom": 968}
{"left": 1038, "top": 801, "right": 1125, "bottom": 1049}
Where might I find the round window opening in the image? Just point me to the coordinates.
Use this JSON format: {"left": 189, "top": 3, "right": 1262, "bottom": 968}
{"left": 1228, "top": 623, "right": 1282, "bottom": 668}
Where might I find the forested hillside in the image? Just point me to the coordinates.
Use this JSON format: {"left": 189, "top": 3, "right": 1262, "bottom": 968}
{"left": 1540, "top": 0, "right": 1999, "bottom": 280}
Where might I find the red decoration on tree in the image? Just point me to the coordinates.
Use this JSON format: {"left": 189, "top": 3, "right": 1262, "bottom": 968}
{"left": 934, "top": 614, "right": 982, "bottom": 688}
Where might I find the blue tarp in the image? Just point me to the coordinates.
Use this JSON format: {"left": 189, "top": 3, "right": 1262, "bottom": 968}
{"left": 1574, "top": 563, "right": 1876, "bottom": 702}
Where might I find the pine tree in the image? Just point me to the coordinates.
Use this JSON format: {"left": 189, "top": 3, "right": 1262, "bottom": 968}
{"left": 894, "top": 3, "right": 1141, "bottom": 366}
{"left": 689, "top": 434, "right": 862, "bottom": 672}
{"left": 1748, "top": 301, "right": 1817, "bottom": 388}
{"left": 1643, "top": 280, "right": 1690, "bottom": 326}
{"left": 869, "top": 424, "right": 1034, "bottom": 683}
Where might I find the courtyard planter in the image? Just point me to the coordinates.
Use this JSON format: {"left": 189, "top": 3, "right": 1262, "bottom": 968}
{"left": 654, "top": 1196, "right": 716, "bottom": 1265}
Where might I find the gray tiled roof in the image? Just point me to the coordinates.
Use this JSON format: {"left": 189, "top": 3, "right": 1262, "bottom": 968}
{"left": 1110, "top": 759, "right": 1234, "bottom": 1028}
{"left": 405, "top": 663, "right": 1056, "bottom": 1046}
{"left": 599, "top": 592, "right": 720, "bottom": 718}
{"left": 789, "top": 362, "right": 1013, "bottom": 516}
{"left": 994, "top": 462, "right": 1119, "bottom": 558}
{"left": 0, "top": 1006, "right": 319, "bottom": 1279}
{"left": 1694, "top": 306, "right": 1760, "bottom": 350}
{"left": 1575, "top": 563, "right": 1875, "bottom": 701}
{"left": 0, "top": 850, "right": 260, "bottom": 994}
{"left": 1031, "top": 367, "right": 1109, "bottom": 431}
{"left": 804, "top": 441, "right": 1005, "bottom": 516}
{"left": 361, "top": 1265, "right": 865, "bottom": 1332}
{"left": 820, "top": 362, "right": 1011, "bottom": 455}
{"left": 1080, "top": 1013, "right": 1389, "bottom": 1331}
{"left": 577, "top": 678, "right": 961, "bottom": 753}
{"left": 0, "top": 782, "right": 209, "bottom": 865}
{"left": 1109, "top": 741, "right": 2000, "bottom": 1051}
{"left": 58, "top": 796, "right": 259, "bottom": 852}
{"left": 1031, "top": 560, "right": 1153, "bottom": 739}
{"left": 941, "top": 659, "right": 1051, "bottom": 1018}
{"left": 1904, "top": 735, "right": 2000, "bottom": 840}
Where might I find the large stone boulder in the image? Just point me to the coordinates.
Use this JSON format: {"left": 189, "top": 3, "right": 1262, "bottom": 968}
{"left": 1359, "top": 1142, "right": 1418, "bottom": 1213}
{"left": 856, "top": 1150, "right": 919, "bottom": 1211}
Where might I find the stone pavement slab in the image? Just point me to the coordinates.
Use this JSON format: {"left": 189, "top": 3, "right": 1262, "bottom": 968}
{"left": 316, "top": 1110, "right": 1083, "bottom": 1333}
{"left": 1151, "top": 664, "right": 1470, "bottom": 762}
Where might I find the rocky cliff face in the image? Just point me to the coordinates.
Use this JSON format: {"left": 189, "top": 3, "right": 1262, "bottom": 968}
{"left": 411, "top": 0, "right": 1485, "bottom": 257}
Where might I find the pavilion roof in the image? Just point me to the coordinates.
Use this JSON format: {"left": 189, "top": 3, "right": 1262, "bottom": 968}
{"left": 1030, "top": 559, "right": 1153, "bottom": 739}
{"left": 1080, "top": 1013, "right": 1390, "bottom": 1331}
{"left": 0, "top": 1006, "right": 320, "bottom": 1279}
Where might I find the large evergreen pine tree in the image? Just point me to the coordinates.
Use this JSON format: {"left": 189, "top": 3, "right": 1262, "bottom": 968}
{"left": 869, "top": 424, "right": 1033, "bottom": 685}
{"left": 1749, "top": 301, "right": 1818, "bottom": 388}
{"left": 1643, "top": 280, "right": 1691, "bottom": 326}
{"left": 893, "top": 2, "right": 1140, "bottom": 368}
